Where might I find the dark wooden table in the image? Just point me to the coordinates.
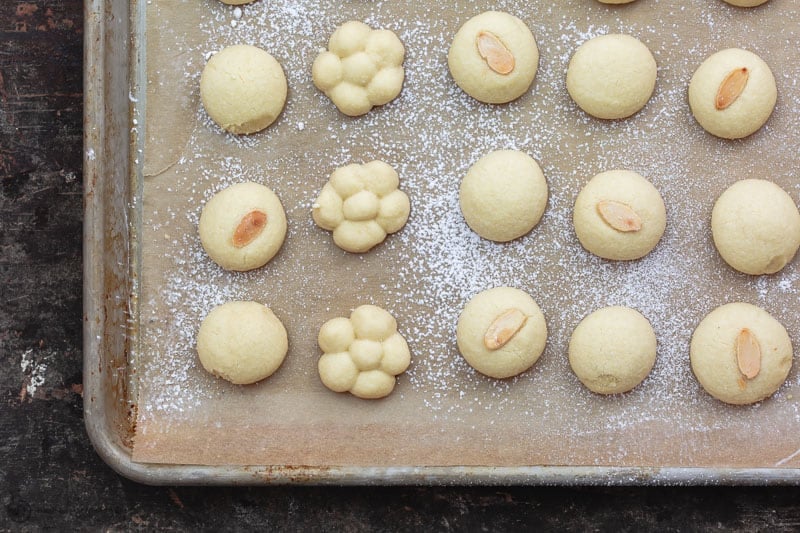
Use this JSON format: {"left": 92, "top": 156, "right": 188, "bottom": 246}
{"left": 1, "top": 1, "right": 799, "bottom": 529}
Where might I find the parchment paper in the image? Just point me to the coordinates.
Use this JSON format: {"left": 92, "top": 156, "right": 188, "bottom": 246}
{"left": 131, "top": 0, "right": 800, "bottom": 468}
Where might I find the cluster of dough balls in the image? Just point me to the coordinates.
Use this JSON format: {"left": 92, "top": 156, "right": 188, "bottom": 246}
{"left": 312, "top": 161, "right": 410, "bottom": 253}
{"left": 312, "top": 21, "right": 405, "bottom": 117}
{"left": 317, "top": 305, "right": 411, "bottom": 399}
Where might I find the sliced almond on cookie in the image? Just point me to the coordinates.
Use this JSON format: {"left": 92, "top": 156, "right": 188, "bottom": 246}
{"left": 736, "top": 327, "right": 761, "bottom": 380}
{"left": 596, "top": 200, "right": 642, "bottom": 233}
{"left": 476, "top": 31, "right": 515, "bottom": 75}
{"left": 715, "top": 67, "right": 749, "bottom": 110}
{"left": 484, "top": 308, "right": 527, "bottom": 350}
{"left": 232, "top": 210, "right": 268, "bottom": 248}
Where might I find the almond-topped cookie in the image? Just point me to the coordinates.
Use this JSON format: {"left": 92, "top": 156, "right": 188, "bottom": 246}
{"left": 688, "top": 48, "right": 776, "bottom": 139}
{"left": 573, "top": 170, "right": 666, "bottom": 261}
{"left": 199, "top": 182, "right": 287, "bottom": 271}
{"left": 691, "top": 303, "right": 793, "bottom": 405}
{"left": 456, "top": 287, "right": 548, "bottom": 379}
{"left": 448, "top": 11, "right": 539, "bottom": 104}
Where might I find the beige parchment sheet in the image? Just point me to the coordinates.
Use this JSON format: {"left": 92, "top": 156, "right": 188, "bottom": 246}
{"left": 131, "top": 0, "right": 800, "bottom": 468}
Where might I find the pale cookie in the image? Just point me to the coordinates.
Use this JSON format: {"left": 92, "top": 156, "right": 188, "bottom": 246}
{"left": 711, "top": 179, "right": 800, "bottom": 275}
{"left": 459, "top": 150, "right": 548, "bottom": 242}
{"left": 566, "top": 34, "right": 657, "bottom": 119}
{"left": 312, "top": 21, "right": 405, "bottom": 116}
{"left": 456, "top": 287, "right": 548, "bottom": 379}
{"left": 597, "top": 0, "right": 638, "bottom": 3}
{"left": 691, "top": 302, "right": 792, "bottom": 405}
{"left": 569, "top": 306, "right": 657, "bottom": 395}
{"left": 200, "top": 45, "right": 287, "bottom": 134}
{"left": 688, "top": 48, "right": 776, "bottom": 139}
{"left": 573, "top": 170, "right": 666, "bottom": 261}
{"left": 722, "top": 0, "right": 769, "bottom": 6}
{"left": 312, "top": 161, "right": 410, "bottom": 253}
{"left": 199, "top": 182, "right": 287, "bottom": 271}
{"left": 317, "top": 305, "right": 411, "bottom": 399}
{"left": 197, "top": 301, "right": 288, "bottom": 385}
{"left": 219, "top": 0, "right": 253, "bottom": 4}
{"left": 448, "top": 11, "right": 539, "bottom": 104}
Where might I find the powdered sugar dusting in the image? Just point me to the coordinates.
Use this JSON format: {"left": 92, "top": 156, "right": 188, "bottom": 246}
{"left": 132, "top": 0, "right": 800, "bottom": 467}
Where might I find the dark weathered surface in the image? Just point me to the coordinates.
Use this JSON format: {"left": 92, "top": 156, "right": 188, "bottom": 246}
{"left": 1, "top": 0, "right": 800, "bottom": 530}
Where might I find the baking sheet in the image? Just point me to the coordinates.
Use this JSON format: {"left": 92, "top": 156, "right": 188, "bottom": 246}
{"left": 130, "top": 0, "right": 800, "bottom": 469}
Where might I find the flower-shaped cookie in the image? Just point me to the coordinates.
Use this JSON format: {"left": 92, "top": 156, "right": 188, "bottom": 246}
{"left": 312, "top": 21, "right": 405, "bottom": 116}
{"left": 312, "top": 160, "right": 410, "bottom": 253}
{"left": 317, "top": 305, "right": 411, "bottom": 399}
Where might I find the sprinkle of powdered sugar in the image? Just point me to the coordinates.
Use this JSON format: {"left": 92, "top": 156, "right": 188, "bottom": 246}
{"left": 133, "top": 0, "right": 800, "bottom": 465}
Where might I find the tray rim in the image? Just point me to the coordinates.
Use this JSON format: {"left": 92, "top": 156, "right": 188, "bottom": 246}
{"left": 81, "top": 0, "right": 800, "bottom": 486}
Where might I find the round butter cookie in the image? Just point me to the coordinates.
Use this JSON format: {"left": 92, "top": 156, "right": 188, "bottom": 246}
{"left": 688, "top": 48, "right": 776, "bottom": 139}
{"left": 573, "top": 170, "right": 666, "bottom": 261}
{"left": 197, "top": 301, "right": 289, "bottom": 385}
{"left": 566, "top": 34, "right": 657, "bottom": 119}
{"left": 448, "top": 11, "right": 539, "bottom": 104}
{"left": 711, "top": 179, "right": 800, "bottom": 275}
{"left": 722, "top": 0, "right": 769, "bottom": 6}
{"left": 691, "top": 302, "right": 792, "bottom": 405}
{"left": 200, "top": 44, "right": 287, "bottom": 134}
{"left": 457, "top": 287, "right": 548, "bottom": 379}
{"left": 459, "top": 150, "right": 548, "bottom": 242}
{"left": 199, "top": 182, "right": 287, "bottom": 271}
{"left": 569, "top": 306, "right": 657, "bottom": 395}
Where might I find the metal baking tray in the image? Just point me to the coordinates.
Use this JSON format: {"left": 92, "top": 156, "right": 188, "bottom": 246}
{"left": 83, "top": 0, "right": 800, "bottom": 484}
